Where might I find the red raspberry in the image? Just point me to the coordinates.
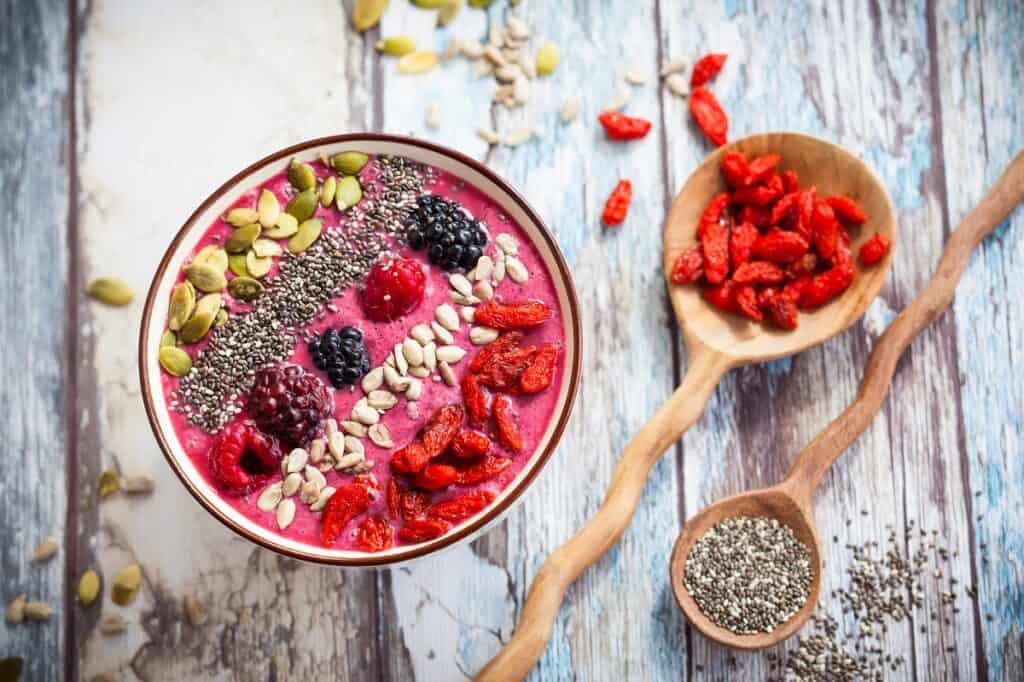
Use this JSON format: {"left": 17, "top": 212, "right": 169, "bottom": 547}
{"left": 209, "top": 422, "right": 282, "bottom": 495}
{"left": 248, "top": 364, "right": 332, "bottom": 447}
{"left": 361, "top": 256, "right": 426, "bottom": 322}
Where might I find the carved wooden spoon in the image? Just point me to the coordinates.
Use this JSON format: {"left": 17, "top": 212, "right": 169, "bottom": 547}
{"left": 669, "top": 150, "right": 1024, "bottom": 650}
{"left": 476, "top": 133, "right": 898, "bottom": 681}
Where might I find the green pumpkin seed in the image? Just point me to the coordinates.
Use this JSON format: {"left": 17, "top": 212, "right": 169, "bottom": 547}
{"left": 252, "top": 238, "right": 282, "bottom": 258}
{"left": 287, "top": 159, "right": 316, "bottom": 191}
{"left": 228, "top": 276, "right": 264, "bottom": 302}
{"left": 285, "top": 189, "right": 319, "bottom": 222}
{"left": 179, "top": 310, "right": 214, "bottom": 343}
{"left": 224, "top": 223, "right": 261, "bottom": 253}
{"left": 257, "top": 189, "right": 280, "bottom": 227}
{"left": 167, "top": 281, "right": 196, "bottom": 330}
{"left": 78, "top": 570, "right": 100, "bottom": 607}
{"left": 262, "top": 212, "right": 299, "bottom": 238}
{"left": 246, "top": 250, "right": 272, "bottom": 278}
{"left": 331, "top": 151, "right": 369, "bottom": 175}
{"left": 183, "top": 263, "right": 227, "bottom": 292}
{"left": 352, "top": 0, "right": 387, "bottom": 31}
{"left": 193, "top": 245, "right": 228, "bottom": 272}
{"left": 87, "top": 278, "right": 134, "bottom": 306}
{"left": 536, "top": 41, "right": 559, "bottom": 76}
{"left": 159, "top": 330, "right": 177, "bottom": 348}
{"left": 319, "top": 175, "right": 337, "bottom": 207}
{"left": 376, "top": 36, "right": 417, "bottom": 56}
{"left": 111, "top": 563, "right": 142, "bottom": 606}
{"left": 159, "top": 346, "right": 193, "bottom": 376}
{"left": 225, "top": 207, "right": 259, "bottom": 227}
{"left": 214, "top": 309, "right": 229, "bottom": 327}
{"left": 335, "top": 176, "right": 363, "bottom": 211}
{"left": 467, "top": 0, "right": 491, "bottom": 6}
{"left": 288, "top": 219, "right": 323, "bottom": 254}
{"left": 194, "top": 292, "right": 222, "bottom": 319}
{"left": 98, "top": 469, "right": 121, "bottom": 498}
{"left": 437, "top": 0, "right": 460, "bottom": 26}
{"left": 228, "top": 253, "right": 250, "bottom": 277}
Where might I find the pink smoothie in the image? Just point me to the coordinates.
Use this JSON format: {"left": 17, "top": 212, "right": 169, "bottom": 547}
{"left": 160, "top": 154, "right": 567, "bottom": 552}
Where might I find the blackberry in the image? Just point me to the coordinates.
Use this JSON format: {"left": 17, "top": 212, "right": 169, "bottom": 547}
{"left": 249, "top": 364, "right": 332, "bottom": 447}
{"left": 404, "top": 194, "right": 488, "bottom": 271}
{"left": 308, "top": 326, "right": 371, "bottom": 388}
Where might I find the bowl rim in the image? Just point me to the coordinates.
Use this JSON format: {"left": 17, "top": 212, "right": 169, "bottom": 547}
{"left": 138, "top": 132, "right": 583, "bottom": 567}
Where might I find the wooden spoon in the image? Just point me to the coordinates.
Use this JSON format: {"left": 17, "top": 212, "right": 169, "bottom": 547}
{"left": 476, "top": 133, "right": 898, "bottom": 681}
{"left": 669, "top": 150, "right": 1024, "bottom": 650}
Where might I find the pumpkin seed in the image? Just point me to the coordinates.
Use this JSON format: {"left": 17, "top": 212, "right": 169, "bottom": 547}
{"left": 225, "top": 207, "right": 259, "bottom": 227}
{"left": 245, "top": 250, "right": 272, "bottom": 278}
{"left": 406, "top": 377, "right": 423, "bottom": 400}
{"left": 23, "top": 601, "right": 53, "bottom": 620}
{"left": 98, "top": 614, "right": 127, "bottom": 634}
{"left": 159, "top": 344, "right": 193, "bottom": 377}
{"left": 285, "top": 188, "right": 318, "bottom": 222}
{"left": 178, "top": 310, "right": 214, "bottom": 344}
{"left": 193, "top": 245, "right": 229, "bottom": 272}
{"left": 111, "top": 563, "right": 142, "bottom": 606}
{"left": 335, "top": 176, "right": 363, "bottom": 211}
{"left": 257, "top": 189, "right": 280, "bottom": 227}
{"left": 287, "top": 159, "right": 316, "bottom": 191}
{"left": 397, "top": 51, "right": 439, "bottom": 75}
{"left": 319, "top": 175, "right": 337, "bottom": 207}
{"left": 98, "top": 469, "right": 121, "bottom": 498}
{"left": 167, "top": 282, "right": 195, "bottom": 331}
{"left": 376, "top": 36, "right": 416, "bottom": 56}
{"left": 536, "top": 41, "right": 559, "bottom": 76}
{"left": 262, "top": 212, "right": 299, "bottom": 238}
{"left": 227, "top": 253, "right": 249, "bottom": 277}
{"left": 227, "top": 276, "right": 263, "bottom": 302}
{"left": 6, "top": 594, "right": 25, "bottom": 624}
{"left": 183, "top": 594, "right": 208, "bottom": 626}
{"left": 287, "top": 218, "right": 322, "bottom": 254}
{"left": 194, "top": 292, "right": 221, "bottom": 319}
{"left": 214, "top": 309, "right": 228, "bottom": 327}
{"left": 159, "top": 330, "right": 177, "bottom": 348}
{"left": 184, "top": 262, "right": 227, "bottom": 292}
{"left": 32, "top": 536, "right": 59, "bottom": 562}
{"left": 331, "top": 151, "right": 369, "bottom": 175}
{"left": 411, "top": 0, "right": 446, "bottom": 6}
{"left": 437, "top": 0, "right": 461, "bottom": 26}
{"left": 252, "top": 238, "right": 283, "bottom": 258}
{"left": 468, "top": 0, "right": 492, "bottom": 6}
{"left": 224, "top": 222, "right": 261, "bottom": 253}
{"left": 87, "top": 278, "right": 134, "bottom": 306}
{"left": 78, "top": 570, "right": 100, "bottom": 606}
{"left": 352, "top": 0, "right": 387, "bottom": 31}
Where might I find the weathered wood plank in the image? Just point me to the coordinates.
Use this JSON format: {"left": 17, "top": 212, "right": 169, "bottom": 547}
{"left": 0, "top": 1, "right": 69, "bottom": 680}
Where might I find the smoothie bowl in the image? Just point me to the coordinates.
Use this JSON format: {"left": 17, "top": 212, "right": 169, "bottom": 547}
{"left": 139, "top": 134, "right": 581, "bottom": 566}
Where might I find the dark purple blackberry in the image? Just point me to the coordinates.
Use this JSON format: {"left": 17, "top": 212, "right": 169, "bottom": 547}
{"left": 404, "top": 194, "right": 488, "bottom": 271}
{"left": 248, "top": 364, "right": 332, "bottom": 447}
{"left": 308, "top": 326, "right": 371, "bottom": 388}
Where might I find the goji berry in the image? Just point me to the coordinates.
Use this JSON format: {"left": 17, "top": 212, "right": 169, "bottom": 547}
{"left": 735, "top": 285, "right": 764, "bottom": 322}
{"left": 732, "top": 261, "right": 785, "bottom": 285}
{"left": 831, "top": 234, "right": 853, "bottom": 268}
{"left": 782, "top": 276, "right": 811, "bottom": 304}
{"left": 390, "top": 442, "right": 431, "bottom": 474}
{"left": 428, "top": 490, "right": 497, "bottom": 523}
{"left": 757, "top": 285, "right": 780, "bottom": 309}
{"left": 355, "top": 516, "right": 393, "bottom": 553}
{"left": 470, "top": 331, "right": 523, "bottom": 372}
{"left": 720, "top": 150, "right": 750, "bottom": 189}
{"left": 770, "top": 192, "right": 800, "bottom": 226}
{"left": 479, "top": 346, "right": 536, "bottom": 390}
{"left": 602, "top": 179, "right": 632, "bottom": 226}
{"left": 763, "top": 172, "right": 784, "bottom": 198}
{"left": 399, "top": 489, "right": 430, "bottom": 521}
{"left": 825, "top": 195, "right": 868, "bottom": 224}
{"left": 746, "top": 154, "right": 781, "bottom": 185}
{"left": 739, "top": 204, "right": 772, "bottom": 229}
{"left": 321, "top": 483, "right": 370, "bottom": 547}
{"left": 800, "top": 263, "right": 854, "bottom": 308}
{"left": 811, "top": 200, "right": 840, "bottom": 260}
{"left": 697, "top": 192, "right": 732, "bottom": 239}
{"left": 421, "top": 405, "right": 464, "bottom": 458}
{"left": 414, "top": 463, "right": 459, "bottom": 491}
{"left": 751, "top": 231, "right": 810, "bottom": 264}
{"left": 690, "top": 87, "right": 728, "bottom": 147}
{"left": 397, "top": 518, "right": 450, "bottom": 543}
{"left": 597, "top": 111, "right": 652, "bottom": 140}
{"left": 386, "top": 478, "right": 400, "bottom": 518}
{"left": 691, "top": 53, "right": 727, "bottom": 87}
{"left": 784, "top": 252, "right": 819, "bottom": 280}
{"left": 731, "top": 183, "right": 781, "bottom": 207}
{"left": 701, "top": 218, "right": 730, "bottom": 284}
{"left": 492, "top": 395, "right": 523, "bottom": 452}
{"left": 456, "top": 455, "right": 512, "bottom": 485}
{"left": 461, "top": 373, "right": 490, "bottom": 423}
{"left": 781, "top": 170, "right": 800, "bottom": 194}
{"left": 474, "top": 301, "right": 554, "bottom": 330}
{"left": 519, "top": 345, "right": 558, "bottom": 394}
{"left": 670, "top": 244, "right": 704, "bottom": 284}
{"left": 795, "top": 187, "right": 817, "bottom": 241}
{"left": 702, "top": 281, "right": 739, "bottom": 312}
{"left": 729, "top": 221, "right": 760, "bottom": 270}
{"left": 858, "top": 233, "right": 890, "bottom": 266}
{"left": 766, "top": 294, "right": 799, "bottom": 330}
{"left": 451, "top": 430, "right": 491, "bottom": 459}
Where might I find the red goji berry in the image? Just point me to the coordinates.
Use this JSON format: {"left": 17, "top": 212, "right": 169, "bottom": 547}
{"left": 702, "top": 281, "right": 739, "bottom": 312}
{"left": 770, "top": 192, "right": 800, "bottom": 226}
{"left": 421, "top": 405, "right": 464, "bottom": 458}
{"left": 825, "top": 195, "right": 868, "bottom": 224}
{"left": 690, "top": 87, "right": 728, "bottom": 147}
{"left": 321, "top": 483, "right": 370, "bottom": 547}
{"left": 784, "top": 252, "right": 819, "bottom": 280}
{"left": 601, "top": 179, "right": 632, "bottom": 225}
{"left": 751, "top": 231, "right": 810, "bottom": 264}
{"left": 800, "top": 263, "right": 854, "bottom": 308}
{"left": 795, "top": 187, "right": 817, "bottom": 241}
{"left": 764, "top": 172, "right": 784, "bottom": 198}
{"left": 451, "top": 430, "right": 491, "bottom": 459}
{"left": 519, "top": 345, "right": 558, "bottom": 394}
{"left": 492, "top": 395, "right": 523, "bottom": 452}
{"left": 691, "top": 53, "right": 727, "bottom": 87}
{"left": 697, "top": 192, "right": 732, "bottom": 239}
{"left": 479, "top": 346, "right": 536, "bottom": 390}
{"left": 470, "top": 331, "right": 523, "bottom": 372}
{"left": 414, "top": 463, "right": 459, "bottom": 491}
{"left": 390, "top": 442, "right": 431, "bottom": 474}
{"left": 732, "top": 261, "right": 785, "bottom": 285}
{"left": 720, "top": 150, "right": 750, "bottom": 188}
{"left": 781, "top": 170, "right": 800, "bottom": 194}
{"left": 398, "top": 489, "right": 430, "bottom": 521}
{"left": 746, "top": 154, "right": 781, "bottom": 185}
{"left": 757, "top": 285, "right": 780, "bottom": 309}
{"left": 474, "top": 301, "right": 554, "bottom": 330}
{"left": 461, "top": 373, "right": 490, "bottom": 423}
{"left": 386, "top": 478, "right": 400, "bottom": 518}
{"left": 355, "top": 516, "right": 393, "bottom": 553}
{"left": 739, "top": 204, "right": 772, "bottom": 229}
{"left": 782, "top": 276, "right": 812, "bottom": 304}
{"left": 858, "top": 233, "right": 890, "bottom": 266}
{"left": 735, "top": 285, "right": 764, "bottom": 322}
{"left": 766, "top": 294, "right": 799, "bottom": 330}
{"left": 811, "top": 200, "right": 840, "bottom": 260}
{"left": 428, "top": 490, "right": 497, "bottom": 523}
{"left": 597, "top": 111, "right": 652, "bottom": 140}
{"left": 701, "top": 218, "right": 730, "bottom": 284}
{"left": 670, "top": 244, "right": 704, "bottom": 284}
{"left": 729, "top": 221, "right": 760, "bottom": 270}
{"left": 732, "top": 183, "right": 781, "bottom": 207}
{"left": 455, "top": 455, "right": 512, "bottom": 485}
{"left": 397, "top": 518, "right": 450, "bottom": 543}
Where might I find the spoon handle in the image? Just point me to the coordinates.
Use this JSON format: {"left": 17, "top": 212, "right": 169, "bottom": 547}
{"left": 475, "top": 345, "right": 732, "bottom": 682}
{"left": 784, "top": 151, "right": 1024, "bottom": 501}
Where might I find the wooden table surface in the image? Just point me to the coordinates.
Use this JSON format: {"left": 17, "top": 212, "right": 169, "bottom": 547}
{"left": 2, "top": 0, "right": 1022, "bottom": 680}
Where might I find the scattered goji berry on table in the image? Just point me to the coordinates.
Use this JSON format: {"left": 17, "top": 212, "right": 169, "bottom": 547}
{"left": 321, "top": 483, "right": 370, "bottom": 547}
{"left": 691, "top": 53, "right": 728, "bottom": 87}
{"left": 492, "top": 395, "right": 523, "bottom": 452}
{"left": 601, "top": 179, "right": 632, "bottom": 226}
{"left": 597, "top": 111, "right": 652, "bottom": 140}
{"left": 825, "top": 195, "right": 868, "bottom": 224}
{"left": 474, "top": 301, "right": 554, "bottom": 330}
{"left": 428, "top": 491, "right": 497, "bottom": 523}
{"left": 689, "top": 87, "right": 728, "bottom": 147}
{"left": 670, "top": 244, "right": 705, "bottom": 284}
{"left": 414, "top": 463, "right": 459, "bottom": 491}
{"left": 729, "top": 221, "right": 760, "bottom": 270}
{"left": 858, "top": 233, "right": 891, "bottom": 265}
{"left": 519, "top": 345, "right": 558, "bottom": 394}
{"left": 455, "top": 455, "right": 512, "bottom": 485}
{"left": 355, "top": 516, "right": 393, "bottom": 553}
{"left": 701, "top": 218, "right": 730, "bottom": 284}
{"left": 397, "top": 518, "right": 450, "bottom": 543}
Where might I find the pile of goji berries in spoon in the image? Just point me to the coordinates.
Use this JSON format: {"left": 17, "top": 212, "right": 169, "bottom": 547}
{"left": 669, "top": 151, "right": 891, "bottom": 330}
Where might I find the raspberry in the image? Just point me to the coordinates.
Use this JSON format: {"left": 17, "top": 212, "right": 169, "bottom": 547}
{"left": 209, "top": 422, "right": 282, "bottom": 494}
{"left": 355, "top": 516, "right": 393, "bottom": 553}
{"left": 361, "top": 256, "right": 426, "bottom": 322}
{"left": 519, "top": 345, "right": 557, "bottom": 394}
{"left": 473, "top": 301, "right": 554, "bottom": 330}
{"left": 397, "top": 518, "right": 450, "bottom": 543}
{"left": 421, "top": 405, "right": 464, "bottom": 457}
{"left": 248, "top": 364, "right": 332, "bottom": 447}
{"left": 493, "top": 396, "right": 523, "bottom": 452}
{"left": 321, "top": 483, "right": 370, "bottom": 547}
{"left": 414, "top": 463, "right": 459, "bottom": 491}
{"left": 451, "top": 430, "right": 491, "bottom": 459}
{"left": 455, "top": 455, "right": 511, "bottom": 485}
{"left": 428, "top": 491, "right": 496, "bottom": 523}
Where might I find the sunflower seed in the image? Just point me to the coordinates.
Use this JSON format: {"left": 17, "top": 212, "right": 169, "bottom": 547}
{"left": 435, "top": 304, "right": 460, "bottom": 331}
{"left": 452, "top": 292, "right": 480, "bottom": 305}
{"left": 99, "top": 614, "right": 127, "bottom": 634}
{"left": 310, "top": 486, "right": 336, "bottom": 512}
{"left": 605, "top": 92, "right": 630, "bottom": 111}
{"left": 183, "top": 594, "right": 208, "bottom": 626}
{"left": 352, "top": 400, "right": 380, "bottom": 425}
{"left": 361, "top": 367, "right": 384, "bottom": 393}
{"left": 111, "top": 563, "right": 141, "bottom": 606}
{"left": 368, "top": 423, "right": 393, "bottom": 448}
{"left": 257, "top": 483, "right": 284, "bottom": 511}
{"left": 328, "top": 432, "right": 346, "bottom": 461}
{"left": 438, "top": 361, "right": 458, "bottom": 386}
{"left": 368, "top": 390, "right": 398, "bottom": 410}
{"left": 504, "top": 127, "right": 531, "bottom": 146}
{"left": 226, "top": 207, "right": 259, "bottom": 227}
{"left": 402, "top": 338, "right": 424, "bottom": 367}
{"left": 393, "top": 342, "right": 409, "bottom": 375}
{"left": 405, "top": 378, "right": 423, "bottom": 401}
{"left": 286, "top": 448, "right": 308, "bottom": 474}
{"left": 78, "top": 570, "right": 100, "bottom": 606}
{"left": 461, "top": 306, "right": 476, "bottom": 322}
{"left": 660, "top": 58, "right": 688, "bottom": 77}
{"left": 309, "top": 438, "right": 327, "bottom": 463}
{"left": 624, "top": 66, "right": 648, "bottom": 85}
{"left": 123, "top": 475, "right": 154, "bottom": 495}
{"left": 87, "top": 278, "right": 134, "bottom": 306}
{"left": 6, "top": 595, "right": 26, "bottom": 623}
{"left": 410, "top": 365, "right": 430, "bottom": 378}
{"left": 397, "top": 51, "right": 439, "bottom": 75}
{"left": 31, "top": 536, "right": 59, "bottom": 562}
{"left": 436, "top": 346, "right": 467, "bottom": 364}
{"left": 299, "top": 479, "right": 321, "bottom": 505}
{"left": 410, "top": 323, "right": 434, "bottom": 345}
{"left": 257, "top": 189, "right": 280, "bottom": 227}
{"left": 493, "top": 257, "right": 506, "bottom": 283}
{"left": 506, "top": 256, "right": 529, "bottom": 283}
{"left": 449, "top": 273, "right": 472, "bottom": 296}
{"left": 470, "top": 326, "right": 500, "bottom": 345}
{"left": 665, "top": 73, "right": 690, "bottom": 98}
{"left": 471, "top": 255, "right": 494, "bottom": 281}
{"left": 426, "top": 102, "right": 441, "bottom": 129}
{"left": 276, "top": 499, "right": 296, "bottom": 529}
{"left": 477, "top": 126, "right": 500, "bottom": 145}
{"left": 472, "top": 279, "right": 494, "bottom": 301}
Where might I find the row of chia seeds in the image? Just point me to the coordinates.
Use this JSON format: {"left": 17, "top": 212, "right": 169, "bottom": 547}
{"left": 172, "top": 155, "right": 432, "bottom": 432}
